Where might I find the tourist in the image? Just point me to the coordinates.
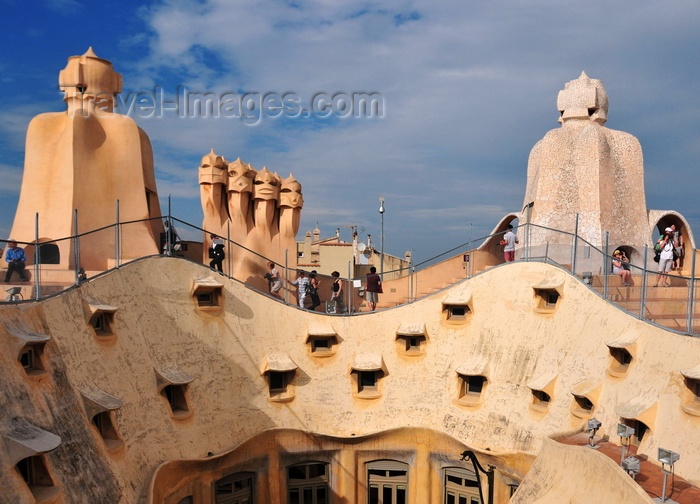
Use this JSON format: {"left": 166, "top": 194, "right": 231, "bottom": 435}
{"left": 4, "top": 240, "right": 28, "bottom": 282}
{"left": 209, "top": 234, "right": 225, "bottom": 272}
{"left": 330, "top": 271, "right": 344, "bottom": 314}
{"left": 290, "top": 270, "right": 309, "bottom": 308}
{"left": 266, "top": 261, "right": 283, "bottom": 300}
{"left": 162, "top": 220, "right": 181, "bottom": 256}
{"left": 307, "top": 271, "right": 321, "bottom": 311}
{"left": 671, "top": 224, "right": 684, "bottom": 271}
{"left": 654, "top": 228, "right": 675, "bottom": 287}
{"left": 365, "top": 266, "right": 382, "bottom": 311}
{"left": 501, "top": 224, "right": 519, "bottom": 262}
{"left": 612, "top": 250, "right": 632, "bottom": 286}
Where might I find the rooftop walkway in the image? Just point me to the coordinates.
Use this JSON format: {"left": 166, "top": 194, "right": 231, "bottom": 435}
{"left": 559, "top": 433, "right": 700, "bottom": 503}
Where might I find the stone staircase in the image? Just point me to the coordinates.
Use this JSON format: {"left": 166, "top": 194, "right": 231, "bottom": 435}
{"left": 588, "top": 272, "right": 697, "bottom": 333}
{"left": 375, "top": 276, "right": 468, "bottom": 309}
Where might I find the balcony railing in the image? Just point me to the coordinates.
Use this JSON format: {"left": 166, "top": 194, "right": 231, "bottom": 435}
{"left": 2, "top": 214, "right": 697, "bottom": 336}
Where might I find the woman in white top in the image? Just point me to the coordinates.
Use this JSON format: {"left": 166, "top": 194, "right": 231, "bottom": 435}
{"left": 654, "top": 228, "right": 675, "bottom": 287}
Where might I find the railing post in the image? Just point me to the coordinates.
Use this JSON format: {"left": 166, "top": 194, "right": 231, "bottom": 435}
{"left": 34, "top": 212, "right": 40, "bottom": 301}
{"left": 523, "top": 201, "right": 533, "bottom": 261}
{"left": 526, "top": 220, "right": 531, "bottom": 261}
{"left": 688, "top": 249, "right": 696, "bottom": 335}
{"left": 347, "top": 261, "right": 352, "bottom": 314}
{"left": 226, "top": 221, "right": 231, "bottom": 278}
{"left": 73, "top": 209, "right": 80, "bottom": 286}
{"left": 165, "top": 194, "right": 173, "bottom": 257}
{"left": 284, "top": 249, "right": 289, "bottom": 305}
{"left": 115, "top": 200, "right": 120, "bottom": 268}
{"left": 640, "top": 245, "right": 648, "bottom": 321}
{"left": 572, "top": 213, "right": 579, "bottom": 275}
{"left": 603, "top": 231, "right": 609, "bottom": 300}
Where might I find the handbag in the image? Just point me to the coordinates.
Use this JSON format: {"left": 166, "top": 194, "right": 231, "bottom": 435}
{"left": 653, "top": 251, "right": 660, "bottom": 263}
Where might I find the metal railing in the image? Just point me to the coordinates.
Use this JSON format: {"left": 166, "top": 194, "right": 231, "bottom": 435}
{"left": 2, "top": 215, "right": 698, "bottom": 336}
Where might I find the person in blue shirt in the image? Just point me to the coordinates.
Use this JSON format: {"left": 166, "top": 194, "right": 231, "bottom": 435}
{"left": 4, "top": 240, "right": 28, "bottom": 282}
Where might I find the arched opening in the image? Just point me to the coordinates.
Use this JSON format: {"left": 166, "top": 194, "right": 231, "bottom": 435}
{"left": 481, "top": 213, "right": 520, "bottom": 265}
{"left": 38, "top": 243, "right": 60, "bottom": 264}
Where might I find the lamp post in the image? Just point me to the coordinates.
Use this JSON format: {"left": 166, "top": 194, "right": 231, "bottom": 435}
{"left": 379, "top": 196, "right": 385, "bottom": 279}
{"left": 460, "top": 450, "right": 494, "bottom": 504}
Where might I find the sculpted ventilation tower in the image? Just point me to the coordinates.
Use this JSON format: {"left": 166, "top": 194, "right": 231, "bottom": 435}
{"left": 522, "top": 72, "right": 648, "bottom": 250}
{"left": 10, "top": 48, "right": 162, "bottom": 270}
{"left": 198, "top": 151, "right": 303, "bottom": 278}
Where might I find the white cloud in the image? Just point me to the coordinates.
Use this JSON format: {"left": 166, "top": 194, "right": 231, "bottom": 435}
{"left": 2, "top": 0, "right": 700, "bottom": 261}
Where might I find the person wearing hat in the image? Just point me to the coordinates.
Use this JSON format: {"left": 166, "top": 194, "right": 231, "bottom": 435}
{"left": 612, "top": 250, "right": 632, "bottom": 286}
{"left": 4, "top": 240, "right": 28, "bottom": 282}
{"left": 654, "top": 227, "right": 675, "bottom": 287}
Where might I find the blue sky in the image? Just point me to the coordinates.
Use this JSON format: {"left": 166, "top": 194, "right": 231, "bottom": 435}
{"left": 1, "top": 0, "right": 699, "bottom": 263}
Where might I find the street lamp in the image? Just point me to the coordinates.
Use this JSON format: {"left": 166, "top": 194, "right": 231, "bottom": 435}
{"left": 460, "top": 450, "right": 494, "bottom": 504}
{"left": 379, "top": 196, "right": 385, "bottom": 279}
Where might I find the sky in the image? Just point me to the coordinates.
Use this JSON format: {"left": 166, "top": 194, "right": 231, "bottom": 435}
{"left": 1, "top": 0, "right": 699, "bottom": 265}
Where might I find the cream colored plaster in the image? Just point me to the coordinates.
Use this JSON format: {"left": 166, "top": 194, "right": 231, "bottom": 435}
{"left": 519, "top": 72, "right": 694, "bottom": 270}
{"left": 198, "top": 151, "right": 302, "bottom": 281}
{"left": 2, "top": 258, "right": 700, "bottom": 502}
{"left": 511, "top": 439, "right": 654, "bottom": 503}
{"left": 10, "top": 49, "right": 162, "bottom": 270}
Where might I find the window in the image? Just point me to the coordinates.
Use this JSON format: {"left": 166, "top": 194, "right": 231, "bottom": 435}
{"left": 569, "top": 378, "right": 601, "bottom": 419}
{"left": 308, "top": 336, "right": 337, "bottom": 356}
{"left": 571, "top": 395, "right": 594, "bottom": 418}
{"left": 313, "top": 338, "right": 331, "bottom": 351}
{"left": 397, "top": 335, "right": 426, "bottom": 355}
{"left": 92, "top": 411, "right": 123, "bottom": 451}
{"left": 527, "top": 373, "right": 557, "bottom": 413}
{"left": 19, "top": 347, "right": 36, "bottom": 370}
{"left": 457, "top": 375, "right": 487, "bottom": 406}
{"left": 619, "top": 419, "right": 649, "bottom": 447}
{"left": 178, "top": 497, "right": 193, "bottom": 504}
{"left": 269, "top": 371, "right": 286, "bottom": 392}
{"left": 443, "top": 304, "right": 471, "bottom": 324}
{"left": 360, "top": 371, "right": 377, "bottom": 392}
{"left": 575, "top": 396, "right": 593, "bottom": 411}
{"left": 265, "top": 370, "right": 295, "bottom": 402}
{"left": 367, "top": 461, "right": 408, "bottom": 504}
{"left": 607, "top": 347, "right": 633, "bottom": 377}
{"left": 214, "top": 472, "right": 254, "bottom": 504}
{"left": 354, "top": 370, "right": 385, "bottom": 398}
{"left": 288, "top": 462, "right": 329, "bottom": 504}
{"left": 38, "top": 243, "right": 60, "bottom": 264}
{"left": 444, "top": 467, "right": 480, "bottom": 504}
{"left": 196, "top": 291, "right": 216, "bottom": 306}
{"left": 351, "top": 354, "right": 385, "bottom": 399}
{"left": 681, "top": 377, "right": 700, "bottom": 416}
{"left": 269, "top": 371, "right": 288, "bottom": 393}
{"left": 16, "top": 455, "right": 58, "bottom": 502}
{"left": 533, "top": 288, "right": 561, "bottom": 313}
{"left": 18, "top": 343, "right": 47, "bottom": 377}
{"left": 448, "top": 306, "right": 468, "bottom": 319}
{"left": 192, "top": 279, "right": 224, "bottom": 311}
{"left": 161, "top": 384, "right": 190, "bottom": 418}
{"left": 90, "top": 312, "right": 114, "bottom": 336}
{"left": 262, "top": 352, "right": 298, "bottom": 402}
{"left": 531, "top": 390, "right": 551, "bottom": 409}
